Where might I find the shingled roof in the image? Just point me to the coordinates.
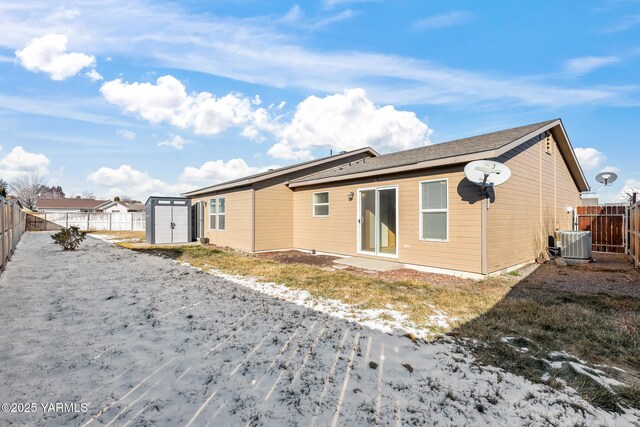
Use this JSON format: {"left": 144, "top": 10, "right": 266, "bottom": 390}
{"left": 36, "top": 198, "right": 109, "bottom": 210}
{"left": 183, "top": 147, "right": 378, "bottom": 196}
{"left": 289, "top": 119, "right": 561, "bottom": 186}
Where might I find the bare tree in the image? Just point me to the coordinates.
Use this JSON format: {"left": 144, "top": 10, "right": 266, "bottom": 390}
{"left": 40, "top": 185, "right": 65, "bottom": 199}
{"left": 9, "top": 173, "right": 47, "bottom": 210}
{"left": 81, "top": 190, "right": 96, "bottom": 199}
{"left": 620, "top": 187, "right": 640, "bottom": 203}
{"left": 119, "top": 195, "right": 141, "bottom": 203}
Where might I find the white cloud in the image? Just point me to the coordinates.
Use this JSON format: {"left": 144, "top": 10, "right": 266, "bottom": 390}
{"left": 574, "top": 147, "right": 605, "bottom": 170}
{"left": 116, "top": 129, "right": 136, "bottom": 140}
{"left": 413, "top": 11, "right": 472, "bottom": 31}
{"left": 564, "top": 56, "right": 620, "bottom": 76}
{"left": 603, "top": 15, "right": 640, "bottom": 33}
{"left": 100, "top": 75, "right": 264, "bottom": 135}
{"left": 0, "top": 1, "right": 633, "bottom": 108}
{"left": 86, "top": 159, "right": 278, "bottom": 200}
{"left": 281, "top": 5, "right": 357, "bottom": 30}
{"left": 48, "top": 7, "right": 81, "bottom": 21}
{"left": 0, "top": 146, "right": 50, "bottom": 180}
{"left": 86, "top": 69, "right": 103, "bottom": 81}
{"left": 268, "top": 88, "right": 432, "bottom": 160}
{"left": 180, "top": 159, "right": 279, "bottom": 183}
{"left": 87, "top": 165, "right": 193, "bottom": 200}
{"left": 323, "top": 0, "right": 376, "bottom": 9}
{"left": 15, "top": 34, "right": 95, "bottom": 80}
{"left": 159, "top": 134, "right": 189, "bottom": 150}
{"left": 600, "top": 165, "right": 620, "bottom": 174}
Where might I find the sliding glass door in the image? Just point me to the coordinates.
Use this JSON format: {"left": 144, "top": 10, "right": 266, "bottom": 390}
{"left": 358, "top": 187, "right": 398, "bottom": 257}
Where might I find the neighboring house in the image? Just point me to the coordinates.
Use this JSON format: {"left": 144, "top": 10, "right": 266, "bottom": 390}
{"left": 184, "top": 119, "right": 589, "bottom": 278}
{"left": 97, "top": 200, "right": 130, "bottom": 213}
{"left": 98, "top": 200, "right": 146, "bottom": 212}
{"left": 36, "top": 198, "right": 109, "bottom": 213}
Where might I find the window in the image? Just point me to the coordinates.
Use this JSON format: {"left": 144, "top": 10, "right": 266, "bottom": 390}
{"left": 209, "top": 198, "right": 216, "bottom": 230}
{"left": 420, "top": 179, "right": 448, "bottom": 241}
{"left": 208, "top": 197, "right": 226, "bottom": 230}
{"left": 218, "top": 197, "right": 226, "bottom": 230}
{"left": 313, "top": 192, "right": 329, "bottom": 216}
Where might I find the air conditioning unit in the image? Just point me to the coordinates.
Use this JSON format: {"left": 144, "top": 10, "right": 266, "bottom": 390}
{"left": 558, "top": 231, "right": 592, "bottom": 262}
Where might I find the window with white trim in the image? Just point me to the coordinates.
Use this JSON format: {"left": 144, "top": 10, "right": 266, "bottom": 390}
{"left": 209, "top": 198, "right": 217, "bottom": 230}
{"left": 209, "top": 197, "right": 226, "bottom": 230}
{"left": 218, "top": 197, "right": 226, "bottom": 230}
{"left": 420, "top": 180, "right": 448, "bottom": 241}
{"left": 312, "top": 192, "right": 329, "bottom": 216}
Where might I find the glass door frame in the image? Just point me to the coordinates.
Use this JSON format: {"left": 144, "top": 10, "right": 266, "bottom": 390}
{"left": 356, "top": 185, "right": 399, "bottom": 258}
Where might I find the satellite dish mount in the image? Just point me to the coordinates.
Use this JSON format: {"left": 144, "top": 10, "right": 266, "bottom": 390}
{"left": 595, "top": 172, "right": 617, "bottom": 189}
{"left": 464, "top": 160, "right": 512, "bottom": 200}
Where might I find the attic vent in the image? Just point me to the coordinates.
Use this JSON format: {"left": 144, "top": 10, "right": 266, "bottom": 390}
{"left": 545, "top": 135, "right": 552, "bottom": 154}
{"left": 268, "top": 168, "right": 274, "bottom": 171}
{"left": 339, "top": 150, "right": 347, "bottom": 154}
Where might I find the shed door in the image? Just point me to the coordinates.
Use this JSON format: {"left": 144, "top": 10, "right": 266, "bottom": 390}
{"left": 171, "top": 206, "right": 189, "bottom": 243}
{"left": 154, "top": 206, "right": 173, "bottom": 244}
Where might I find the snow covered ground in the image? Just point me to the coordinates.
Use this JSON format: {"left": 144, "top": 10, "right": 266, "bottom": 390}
{"left": 0, "top": 232, "right": 636, "bottom": 426}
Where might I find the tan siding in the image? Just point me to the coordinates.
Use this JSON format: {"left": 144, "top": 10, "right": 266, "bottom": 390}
{"left": 487, "top": 133, "right": 581, "bottom": 272}
{"left": 293, "top": 168, "right": 483, "bottom": 274}
{"left": 254, "top": 178, "right": 293, "bottom": 251}
{"left": 253, "top": 153, "right": 376, "bottom": 251}
{"left": 191, "top": 188, "right": 253, "bottom": 251}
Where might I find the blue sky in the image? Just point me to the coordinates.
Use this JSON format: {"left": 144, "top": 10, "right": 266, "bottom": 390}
{"left": 0, "top": 0, "right": 638, "bottom": 201}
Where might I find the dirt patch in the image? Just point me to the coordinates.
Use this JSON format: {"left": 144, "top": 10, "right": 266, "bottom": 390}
{"left": 255, "top": 250, "right": 339, "bottom": 267}
{"left": 516, "top": 253, "right": 640, "bottom": 298}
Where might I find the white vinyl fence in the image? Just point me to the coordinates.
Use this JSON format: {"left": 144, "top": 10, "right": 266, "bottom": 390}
{"left": 1, "top": 196, "right": 26, "bottom": 272}
{"left": 30, "top": 212, "right": 145, "bottom": 231}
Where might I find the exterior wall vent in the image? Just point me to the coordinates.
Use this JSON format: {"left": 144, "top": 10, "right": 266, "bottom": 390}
{"left": 558, "top": 231, "right": 592, "bottom": 260}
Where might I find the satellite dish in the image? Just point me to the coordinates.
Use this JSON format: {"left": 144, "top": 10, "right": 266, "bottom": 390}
{"left": 464, "top": 160, "right": 512, "bottom": 194}
{"left": 595, "top": 172, "right": 617, "bottom": 186}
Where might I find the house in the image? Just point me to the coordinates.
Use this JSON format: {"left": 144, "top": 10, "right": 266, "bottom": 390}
{"left": 36, "top": 198, "right": 110, "bottom": 213}
{"left": 184, "top": 119, "right": 589, "bottom": 278}
{"left": 98, "top": 200, "right": 146, "bottom": 212}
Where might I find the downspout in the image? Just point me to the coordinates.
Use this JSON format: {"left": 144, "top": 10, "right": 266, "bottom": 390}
{"left": 250, "top": 186, "right": 256, "bottom": 252}
{"left": 481, "top": 197, "right": 489, "bottom": 275}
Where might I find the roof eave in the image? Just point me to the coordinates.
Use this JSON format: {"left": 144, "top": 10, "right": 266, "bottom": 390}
{"left": 182, "top": 147, "right": 379, "bottom": 197}
{"left": 289, "top": 120, "right": 591, "bottom": 192}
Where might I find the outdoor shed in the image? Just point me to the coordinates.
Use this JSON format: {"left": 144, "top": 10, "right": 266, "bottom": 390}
{"left": 145, "top": 196, "right": 191, "bottom": 244}
{"left": 184, "top": 119, "right": 589, "bottom": 278}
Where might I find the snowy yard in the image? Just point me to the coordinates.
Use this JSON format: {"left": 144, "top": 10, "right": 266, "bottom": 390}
{"left": 0, "top": 233, "right": 636, "bottom": 426}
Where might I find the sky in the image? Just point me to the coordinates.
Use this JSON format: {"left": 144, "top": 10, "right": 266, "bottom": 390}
{"left": 0, "top": 0, "right": 638, "bottom": 202}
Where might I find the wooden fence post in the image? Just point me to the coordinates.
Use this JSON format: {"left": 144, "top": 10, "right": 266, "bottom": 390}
{"left": 1, "top": 199, "right": 5, "bottom": 269}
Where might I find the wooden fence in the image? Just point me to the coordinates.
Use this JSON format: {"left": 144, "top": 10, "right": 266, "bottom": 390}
{"left": 26, "top": 212, "right": 145, "bottom": 231}
{"left": 631, "top": 200, "right": 640, "bottom": 267}
{"left": 577, "top": 205, "right": 626, "bottom": 253}
{"left": 1, "top": 197, "right": 26, "bottom": 272}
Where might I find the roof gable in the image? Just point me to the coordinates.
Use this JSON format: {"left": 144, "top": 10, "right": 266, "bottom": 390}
{"left": 288, "top": 119, "right": 589, "bottom": 192}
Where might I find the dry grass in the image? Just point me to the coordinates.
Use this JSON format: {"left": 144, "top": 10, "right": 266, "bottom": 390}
{"left": 117, "top": 243, "right": 517, "bottom": 331}
{"left": 454, "top": 283, "right": 640, "bottom": 412}
{"left": 89, "top": 230, "right": 145, "bottom": 242}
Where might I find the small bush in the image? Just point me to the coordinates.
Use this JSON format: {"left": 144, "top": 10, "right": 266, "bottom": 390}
{"left": 51, "top": 226, "right": 87, "bottom": 251}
